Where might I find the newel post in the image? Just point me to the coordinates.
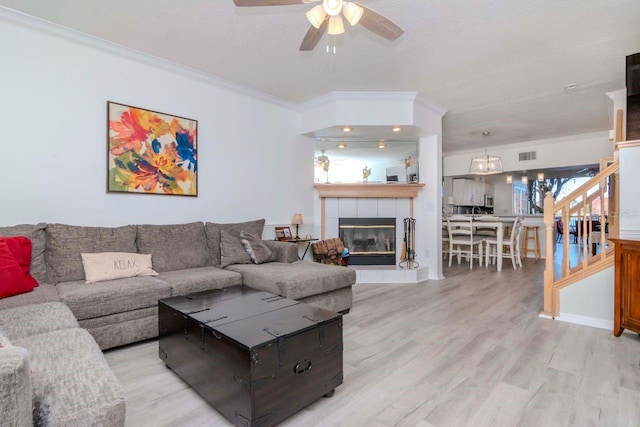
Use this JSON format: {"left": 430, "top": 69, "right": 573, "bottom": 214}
{"left": 543, "top": 191, "right": 556, "bottom": 316}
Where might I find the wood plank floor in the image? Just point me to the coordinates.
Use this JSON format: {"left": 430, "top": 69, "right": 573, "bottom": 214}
{"left": 104, "top": 260, "right": 640, "bottom": 426}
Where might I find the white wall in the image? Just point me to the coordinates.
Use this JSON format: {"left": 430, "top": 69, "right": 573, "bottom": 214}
{"left": 559, "top": 267, "right": 614, "bottom": 329}
{"left": 443, "top": 132, "right": 612, "bottom": 177}
{"left": 0, "top": 11, "right": 313, "bottom": 229}
{"left": 417, "top": 135, "right": 444, "bottom": 279}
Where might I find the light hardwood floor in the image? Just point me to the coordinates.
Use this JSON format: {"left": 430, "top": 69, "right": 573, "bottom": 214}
{"left": 105, "top": 260, "right": 640, "bottom": 426}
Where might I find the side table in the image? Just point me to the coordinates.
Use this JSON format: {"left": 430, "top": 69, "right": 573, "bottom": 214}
{"left": 291, "top": 238, "right": 318, "bottom": 260}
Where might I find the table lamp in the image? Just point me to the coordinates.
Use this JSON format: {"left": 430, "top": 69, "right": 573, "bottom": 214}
{"left": 292, "top": 213, "right": 303, "bottom": 240}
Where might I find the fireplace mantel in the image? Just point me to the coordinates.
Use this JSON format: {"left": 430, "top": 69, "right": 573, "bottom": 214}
{"left": 315, "top": 183, "right": 425, "bottom": 239}
{"left": 314, "top": 183, "right": 425, "bottom": 199}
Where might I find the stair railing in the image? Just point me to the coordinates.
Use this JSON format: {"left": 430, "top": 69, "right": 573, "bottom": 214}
{"left": 542, "top": 160, "right": 619, "bottom": 317}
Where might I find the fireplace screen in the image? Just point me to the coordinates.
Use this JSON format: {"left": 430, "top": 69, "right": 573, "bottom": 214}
{"left": 339, "top": 218, "right": 396, "bottom": 265}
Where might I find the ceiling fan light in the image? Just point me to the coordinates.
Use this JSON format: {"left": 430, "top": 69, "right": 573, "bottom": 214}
{"left": 323, "top": 0, "right": 343, "bottom": 16}
{"left": 328, "top": 15, "right": 345, "bottom": 35}
{"left": 306, "top": 4, "right": 326, "bottom": 29}
{"left": 342, "top": 2, "right": 363, "bottom": 26}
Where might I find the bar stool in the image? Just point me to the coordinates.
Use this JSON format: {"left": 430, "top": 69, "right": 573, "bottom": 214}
{"left": 522, "top": 225, "right": 541, "bottom": 259}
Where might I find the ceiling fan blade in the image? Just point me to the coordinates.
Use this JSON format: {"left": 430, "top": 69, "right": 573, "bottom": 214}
{"left": 356, "top": 3, "right": 404, "bottom": 41}
{"left": 233, "top": 0, "right": 308, "bottom": 6}
{"left": 300, "top": 19, "right": 328, "bottom": 51}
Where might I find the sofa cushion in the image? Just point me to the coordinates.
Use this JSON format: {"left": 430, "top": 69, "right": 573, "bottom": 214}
{"left": 158, "top": 266, "right": 242, "bottom": 296}
{"left": 81, "top": 252, "right": 158, "bottom": 283}
{"left": 0, "top": 302, "right": 79, "bottom": 340}
{"left": 225, "top": 261, "right": 356, "bottom": 300}
{"left": 205, "top": 219, "right": 266, "bottom": 268}
{"left": 0, "top": 223, "right": 47, "bottom": 284}
{"left": 0, "top": 345, "right": 32, "bottom": 427}
{"left": 57, "top": 276, "right": 171, "bottom": 320}
{"left": 220, "top": 230, "right": 251, "bottom": 268}
{"left": 45, "top": 224, "right": 137, "bottom": 284}
{"left": 0, "top": 283, "right": 61, "bottom": 311}
{"left": 0, "top": 239, "right": 37, "bottom": 299}
{"left": 14, "top": 328, "right": 126, "bottom": 427}
{"left": 83, "top": 313, "right": 158, "bottom": 351}
{"left": 136, "top": 222, "right": 210, "bottom": 272}
{"left": 262, "top": 240, "right": 299, "bottom": 263}
{"left": 299, "top": 286, "right": 352, "bottom": 313}
{"left": 241, "top": 232, "right": 273, "bottom": 264}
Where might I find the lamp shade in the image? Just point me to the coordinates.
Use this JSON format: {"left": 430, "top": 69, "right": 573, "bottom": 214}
{"left": 342, "top": 2, "right": 363, "bottom": 26}
{"left": 306, "top": 4, "right": 326, "bottom": 29}
{"left": 469, "top": 155, "right": 503, "bottom": 175}
{"left": 328, "top": 15, "right": 345, "bottom": 35}
{"left": 292, "top": 213, "right": 303, "bottom": 225}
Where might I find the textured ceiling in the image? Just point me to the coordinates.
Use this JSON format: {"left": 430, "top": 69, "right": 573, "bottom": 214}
{"left": 2, "top": 0, "right": 639, "bottom": 151}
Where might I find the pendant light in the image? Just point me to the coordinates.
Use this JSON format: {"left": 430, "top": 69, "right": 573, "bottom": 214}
{"left": 469, "top": 149, "right": 503, "bottom": 175}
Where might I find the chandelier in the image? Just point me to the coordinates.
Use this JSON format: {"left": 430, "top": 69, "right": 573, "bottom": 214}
{"left": 469, "top": 150, "right": 503, "bottom": 175}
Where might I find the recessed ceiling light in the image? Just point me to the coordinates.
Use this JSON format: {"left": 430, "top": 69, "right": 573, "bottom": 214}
{"left": 392, "top": 126, "right": 402, "bottom": 133}
{"left": 337, "top": 142, "right": 347, "bottom": 149}
{"left": 482, "top": 131, "right": 491, "bottom": 136}
{"left": 564, "top": 83, "right": 578, "bottom": 90}
{"left": 342, "top": 126, "right": 352, "bottom": 132}
{"left": 378, "top": 140, "right": 386, "bottom": 149}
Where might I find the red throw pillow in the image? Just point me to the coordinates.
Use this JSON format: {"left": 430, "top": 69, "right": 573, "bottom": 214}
{"left": 0, "top": 240, "right": 37, "bottom": 298}
{"left": 0, "top": 236, "right": 38, "bottom": 287}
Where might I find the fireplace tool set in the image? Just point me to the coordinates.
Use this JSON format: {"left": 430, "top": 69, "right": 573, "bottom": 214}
{"left": 399, "top": 217, "right": 418, "bottom": 269}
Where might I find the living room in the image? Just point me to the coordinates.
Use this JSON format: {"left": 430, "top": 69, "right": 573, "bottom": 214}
{"left": 2, "top": 1, "right": 640, "bottom": 426}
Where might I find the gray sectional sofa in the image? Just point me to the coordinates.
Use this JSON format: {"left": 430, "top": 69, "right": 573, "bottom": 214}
{"left": 0, "top": 219, "right": 355, "bottom": 426}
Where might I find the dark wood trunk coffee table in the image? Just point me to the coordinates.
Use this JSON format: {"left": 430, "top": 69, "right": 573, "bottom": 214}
{"left": 158, "top": 285, "right": 343, "bottom": 427}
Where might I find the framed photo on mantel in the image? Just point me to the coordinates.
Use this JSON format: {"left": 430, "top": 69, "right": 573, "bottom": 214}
{"left": 275, "top": 226, "right": 293, "bottom": 241}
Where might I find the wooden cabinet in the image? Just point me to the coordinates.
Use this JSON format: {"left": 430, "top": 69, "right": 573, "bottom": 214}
{"left": 452, "top": 179, "right": 493, "bottom": 206}
{"left": 612, "top": 238, "right": 640, "bottom": 336}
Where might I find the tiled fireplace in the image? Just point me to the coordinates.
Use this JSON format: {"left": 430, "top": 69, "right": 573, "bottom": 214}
{"left": 315, "top": 183, "right": 429, "bottom": 283}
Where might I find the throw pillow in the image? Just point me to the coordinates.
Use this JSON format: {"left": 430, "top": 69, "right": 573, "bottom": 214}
{"left": 80, "top": 252, "right": 159, "bottom": 284}
{"left": 205, "top": 219, "right": 266, "bottom": 268}
{"left": 0, "top": 240, "right": 37, "bottom": 299}
{"left": 220, "top": 230, "right": 251, "bottom": 268}
{"left": 1, "top": 236, "right": 38, "bottom": 286}
{"left": 0, "top": 223, "right": 47, "bottom": 284}
{"left": 240, "top": 231, "right": 273, "bottom": 264}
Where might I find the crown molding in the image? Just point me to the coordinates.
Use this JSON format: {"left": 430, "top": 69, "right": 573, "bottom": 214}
{"left": 298, "top": 91, "right": 438, "bottom": 112}
{"left": 0, "top": 5, "right": 297, "bottom": 110}
{"left": 414, "top": 93, "right": 448, "bottom": 117}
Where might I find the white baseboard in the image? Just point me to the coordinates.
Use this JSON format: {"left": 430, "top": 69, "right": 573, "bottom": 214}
{"left": 555, "top": 312, "right": 613, "bottom": 330}
{"left": 539, "top": 312, "right": 637, "bottom": 335}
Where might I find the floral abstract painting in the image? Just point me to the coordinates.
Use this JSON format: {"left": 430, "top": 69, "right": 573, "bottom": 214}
{"left": 107, "top": 102, "right": 197, "bottom": 196}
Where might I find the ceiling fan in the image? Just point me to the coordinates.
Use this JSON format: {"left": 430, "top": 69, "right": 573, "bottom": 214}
{"left": 232, "top": 0, "right": 404, "bottom": 51}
